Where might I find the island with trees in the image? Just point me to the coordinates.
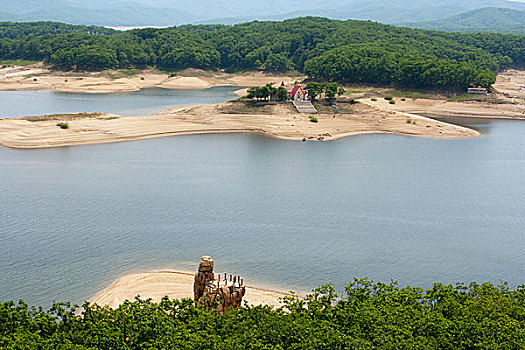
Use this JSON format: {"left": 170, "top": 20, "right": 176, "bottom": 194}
{"left": 1, "top": 17, "right": 524, "bottom": 90}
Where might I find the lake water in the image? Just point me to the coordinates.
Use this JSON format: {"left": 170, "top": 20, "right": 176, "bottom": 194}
{"left": 0, "top": 87, "right": 240, "bottom": 118}
{"left": 1, "top": 94, "right": 525, "bottom": 307}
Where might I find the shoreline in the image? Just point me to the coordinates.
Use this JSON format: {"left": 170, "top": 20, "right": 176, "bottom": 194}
{"left": 415, "top": 112, "right": 525, "bottom": 121}
{"left": 0, "top": 101, "right": 481, "bottom": 149}
{"left": 0, "top": 66, "right": 304, "bottom": 94}
{"left": 2, "top": 66, "right": 523, "bottom": 149}
{"left": 89, "top": 270, "right": 303, "bottom": 309}
{"left": 359, "top": 97, "right": 525, "bottom": 120}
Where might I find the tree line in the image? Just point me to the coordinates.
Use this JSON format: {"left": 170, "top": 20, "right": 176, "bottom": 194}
{"left": 2, "top": 279, "right": 525, "bottom": 348}
{"left": 246, "top": 83, "right": 289, "bottom": 101}
{"left": 0, "top": 17, "right": 523, "bottom": 89}
{"left": 305, "top": 82, "right": 346, "bottom": 102}
{"left": 0, "top": 21, "right": 115, "bottom": 40}
{"left": 246, "top": 82, "right": 346, "bottom": 102}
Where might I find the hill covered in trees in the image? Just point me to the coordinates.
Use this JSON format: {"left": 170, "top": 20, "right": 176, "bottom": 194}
{"left": 1, "top": 18, "right": 524, "bottom": 90}
{"left": 2, "top": 279, "right": 525, "bottom": 348}
{"left": 0, "top": 21, "right": 115, "bottom": 40}
{"left": 401, "top": 7, "right": 525, "bottom": 35}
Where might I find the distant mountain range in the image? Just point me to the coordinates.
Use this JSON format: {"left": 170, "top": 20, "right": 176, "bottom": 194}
{"left": 400, "top": 7, "right": 525, "bottom": 35}
{"left": 1, "top": 0, "right": 525, "bottom": 30}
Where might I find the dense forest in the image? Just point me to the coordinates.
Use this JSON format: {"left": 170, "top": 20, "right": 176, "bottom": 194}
{"left": 1, "top": 18, "right": 524, "bottom": 90}
{"left": 2, "top": 279, "right": 525, "bottom": 349}
{"left": 0, "top": 21, "right": 115, "bottom": 40}
{"left": 401, "top": 7, "right": 525, "bottom": 35}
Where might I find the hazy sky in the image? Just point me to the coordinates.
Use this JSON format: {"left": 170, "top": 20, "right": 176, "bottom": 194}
{"left": 2, "top": 0, "right": 525, "bottom": 26}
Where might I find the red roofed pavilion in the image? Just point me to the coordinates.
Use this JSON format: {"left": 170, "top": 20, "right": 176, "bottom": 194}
{"left": 288, "top": 85, "right": 308, "bottom": 101}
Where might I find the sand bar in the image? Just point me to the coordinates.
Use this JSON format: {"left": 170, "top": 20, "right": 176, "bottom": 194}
{"left": 0, "top": 101, "right": 480, "bottom": 149}
{"left": 360, "top": 96, "right": 525, "bottom": 120}
{"left": 89, "top": 270, "right": 301, "bottom": 309}
{"left": 0, "top": 66, "right": 304, "bottom": 93}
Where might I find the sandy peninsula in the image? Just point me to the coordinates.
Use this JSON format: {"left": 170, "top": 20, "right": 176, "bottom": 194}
{"left": 0, "top": 65, "right": 304, "bottom": 93}
{"left": 361, "top": 97, "right": 525, "bottom": 120}
{"left": 4, "top": 65, "right": 525, "bottom": 149}
{"left": 0, "top": 100, "right": 480, "bottom": 149}
{"left": 90, "top": 270, "right": 300, "bottom": 309}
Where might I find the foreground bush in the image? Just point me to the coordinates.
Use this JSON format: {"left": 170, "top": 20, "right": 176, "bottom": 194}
{"left": 1, "top": 279, "right": 525, "bottom": 349}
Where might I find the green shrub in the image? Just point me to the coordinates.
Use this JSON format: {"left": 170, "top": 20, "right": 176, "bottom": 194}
{"left": 349, "top": 98, "right": 357, "bottom": 104}
{"left": 309, "top": 115, "right": 318, "bottom": 123}
{"left": 371, "top": 98, "right": 377, "bottom": 101}
{"left": 384, "top": 95, "right": 393, "bottom": 100}
{"left": 401, "top": 98, "right": 406, "bottom": 101}
{"left": 407, "top": 118, "right": 412, "bottom": 123}
{"left": 56, "top": 122, "right": 69, "bottom": 129}
{"left": 2, "top": 279, "right": 525, "bottom": 349}
{"left": 389, "top": 100, "right": 396, "bottom": 104}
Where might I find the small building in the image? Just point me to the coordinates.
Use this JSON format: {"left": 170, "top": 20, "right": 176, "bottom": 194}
{"left": 467, "top": 87, "right": 488, "bottom": 95}
{"left": 288, "top": 85, "right": 308, "bottom": 101}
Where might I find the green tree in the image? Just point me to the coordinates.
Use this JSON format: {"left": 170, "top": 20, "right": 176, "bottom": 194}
{"left": 264, "top": 53, "right": 294, "bottom": 71}
{"left": 306, "top": 82, "right": 323, "bottom": 101}
{"left": 276, "top": 86, "right": 288, "bottom": 101}
{"left": 265, "top": 83, "right": 277, "bottom": 100}
{"left": 324, "top": 82, "right": 339, "bottom": 103}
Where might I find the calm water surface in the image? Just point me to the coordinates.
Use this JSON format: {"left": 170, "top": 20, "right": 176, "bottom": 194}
{"left": 1, "top": 106, "right": 525, "bottom": 307}
{"left": 0, "top": 87, "right": 240, "bottom": 118}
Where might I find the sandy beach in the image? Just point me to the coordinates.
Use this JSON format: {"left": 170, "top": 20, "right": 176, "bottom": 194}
{"left": 360, "top": 96, "right": 525, "bottom": 120}
{"left": 89, "top": 270, "right": 301, "bottom": 309}
{"left": 3, "top": 65, "right": 525, "bottom": 149}
{"left": 0, "top": 65, "right": 304, "bottom": 93}
{"left": 339, "top": 69, "right": 525, "bottom": 121}
{"left": 0, "top": 100, "right": 480, "bottom": 149}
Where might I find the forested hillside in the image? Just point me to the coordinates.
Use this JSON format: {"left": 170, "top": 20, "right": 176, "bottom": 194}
{"left": 0, "top": 22, "right": 115, "bottom": 39}
{"left": 401, "top": 7, "right": 525, "bottom": 35}
{"left": 1, "top": 18, "right": 524, "bottom": 90}
{"left": 2, "top": 280, "right": 525, "bottom": 348}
